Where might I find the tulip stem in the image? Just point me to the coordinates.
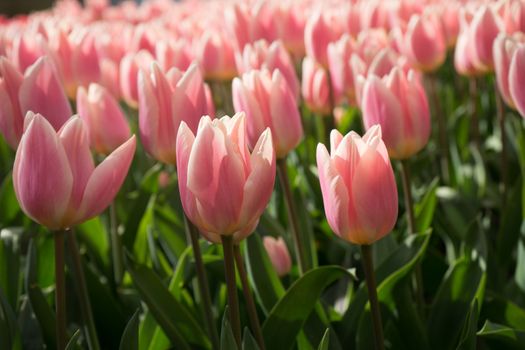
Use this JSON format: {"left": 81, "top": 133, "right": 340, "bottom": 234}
{"left": 277, "top": 158, "right": 307, "bottom": 275}
{"left": 221, "top": 235, "right": 241, "bottom": 347}
{"left": 427, "top": 74, "right": 450, "bottom": 183}
{"left": 67, "top": 231, "right": 101, "bottom": 350}
{"left": 184, "top": 217, "right": 220, "bottom": 350}
{"left": 469, "top": 78, "right": 480, "bottom": 148}
{"left": 54, "top": 229, "right": 67, "bottom": 350}
{"left": 495, "top": 85, "right": 507, "bottom": 206}
{"left": 109, "top": 202, "right": 123, "bottom": 286}
{"left": 234, "top": 245, "right": 265, "bottom": 350}
{"left": 360, "top": 244, "right": 384, "bottom": 350}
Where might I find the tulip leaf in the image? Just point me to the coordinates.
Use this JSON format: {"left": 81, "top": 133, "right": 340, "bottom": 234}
{"left": 65, "top": 329, "right": 81, "bottom": 350}
{"left": 317, "top": 329, "right": 330, "bottom": 350}
{"left": 477, "top": 321, "right": 525, "bottom": 349}
{"left": 120, "top": 310, "right": 140, "bottom": 350}
{"left": 415, "top": 178, "right": 439, "bottom": 233}
{"left": 125, "top": 253, "right": 210, "bottom": 350}
{"left": 262, "top": 266, "right": 355, "bottom": 350}
{"left": 220, "top": 307, "right": 238, "bottom": 350}
{"left": 242, "top": 328, "right": 260, "bottom": 350}
{"left": 457, "top": 300, "right": 479, "bottom": 350}
{"left": 0, "top": 173, "right": 20, "bottom": 225}
{"left": 0, "top": 286, "right": 21, "bottom": 350}
{"left": 0, "top": 227, "right": 21, "bottom": 311}
{"left": 481, "top": 294, "right": 525, "bottom": 330}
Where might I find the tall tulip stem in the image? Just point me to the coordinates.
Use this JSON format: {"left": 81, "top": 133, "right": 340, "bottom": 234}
{"left": 427, "top": 74, "right": 450, "bottom": 183}
{"left": 54, "top": 229, "right": 67, "bottom": 350}
{"left": 67, "top": 231, "right": 100, "bottom": 350}
{"left": 221, "top": 235, "right": 241, "bottom": 347}
{"left": 495, "top": 85, "right": 507, "bottom": 205}
{"left": 277, "top": 158, "right": 307, "bottom": 275}
{"left": 109, "top": 202, "right": 123, "bottom": 286}
{"left": 361, "top": 244, "right": 384, "bottom": 350}
{"left": 469, "top": 78, "right": 480, "bottom": 148}
{"left": 185, "top": 217, "right": 219, "bottom": 350}
{"left": 234, "top": 245, "right": 265, "bottom": 350}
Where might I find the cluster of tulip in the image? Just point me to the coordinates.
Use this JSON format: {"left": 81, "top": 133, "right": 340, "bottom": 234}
{"left": 0, "top": 0, "right": 524, "bottom": 349}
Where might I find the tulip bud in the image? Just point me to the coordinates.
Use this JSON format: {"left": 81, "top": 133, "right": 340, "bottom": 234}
{"left": 509, "top": 46, "right": 525, "bottom": 118}
{"left": 361, "top": 67, "right": 430, "bottom": 159}
{"left": 301, "top": 56, "right": 331, "bottom": 115}
{"left": 176, "top": 113, "right": 276, "bottom": 243}
{"left": 232, "top": 69, "right": 302, "bottom": 158}
{"left": 195, "top": 31, "right": 237, "bottom": 81}
{"left": 13, "top": 113, "right": 136, "bottom": 229}
{"left": 316, "top": 125, "right": 398, "bottom": 245}
{"left": 119, "top": 50, "right": 154, "bottom": 107}
{"left": 263, "top": 236, "right": 292, "bottom": 277}
{"left": 304, "top": 9, "right": 343, "bottom": 67}
{"left": 493, "top": 33, "right": 524, "bottom": 108}
{"left": 327, "top": 35, "right": 357, "bottom": 105}
{"left": 77, "top": 83, "right": 131, "bottom": 155}
{"left": 138, "top": 62, "right": 214, "bottom": 165}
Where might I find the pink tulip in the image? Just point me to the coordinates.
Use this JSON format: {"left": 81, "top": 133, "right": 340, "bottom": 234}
{"left": 70, "top": 29, "right": 101, "bottom": 92}
{"left": 232, "top": 69, "right": 302, "bottom": 158}
{"left": 361, "top": 67, "right": 430, "bottom": 159}
{"left": 77, "top": 83, "right": 130, "bottom": 155}
{"left": 226, "top": 2, "right": 276, "bottom": 50}
{"left": 155, "top": 39, "right": 192, "bottom": 72}
{"left": 235, "top": 40, "right": 299, "bottom": 99}
{"left": 509, "top": 46, "right": 525, "bottom": 118}
{"left": 301, "top": 56, "right": 331, "bottom": 115}
{"left": 304, "top": 9, "right": 343, "bottom": 67}
{"left": 0, "top": 57, "right": 24, "bottom": 149}
{"left": 272, "top": 1, "right": 306, "bottom": 59}
{"left": 470, "top": 6, "right": 503, "bottom": 73}
{"left": 454, "top": 24, "right": 478, "bottom": 76}
{"left": 317, "top": 125, "right": 398, "bottom": 245}
{"left": 138, "top": 62, "right": 214, "bottom": 165}
{"left": 403, "top": 14, "right": 447, "bottom": 72}
{"left": 263, "top": 236, "right": 292, "bottom": 277}
{"left": 493, "top": 33, "right": 524, "bottom": 108}
{"left": 13, "top": 113, "right": 136, "bottom": 230}
{"left": 176, "top": 113, "right": 276, "bottom": 243}
{"left": 119, "top": 50, "right": 154, "bottom": 107}
{"left": 499, "top": 0, "right": 525, "bottom": 34}
{"left": 195, "top": 30, "right": 237, "bottom": 81}
{"left": 327, "top": 34, "right": 357, "bottom": 105}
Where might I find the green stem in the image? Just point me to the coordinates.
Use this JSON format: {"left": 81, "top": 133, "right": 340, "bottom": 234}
{"left": 277, "top": 157, "right": 307, "bottom": 275}
{"left": 470, "top": 78, "right": 480, "bottom": 148}
{"left": 109, "top": 202, "right": 123, "bottom": 286}
{"left": 221, "top": 235, "right": 241, "bottom": 347}
{"left": 361, "top": 245, "right": 384, "bottom": 350}
{"left": 427, "top": 74, "right": 450, "bottom": 183}
{"left": 495, "top": 84, "right": 507, "bottom": 206}
{"left": 54, "top": 229, "right": 67, "bottom": 350}
{"left": 184, "top": 217, "right": 220, "bottom": 350}
{"left": 67, "top": 231, "right": 100, "bottom": 350}
{"left": 234, "top": 245, "right": 265, "bottom": 350}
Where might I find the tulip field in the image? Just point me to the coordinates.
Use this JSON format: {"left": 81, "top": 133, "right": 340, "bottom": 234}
{"left": 2, "top": 0, "right": 525, "bottom": 349}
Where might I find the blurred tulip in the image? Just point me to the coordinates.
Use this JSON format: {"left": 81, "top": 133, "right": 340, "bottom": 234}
{"left": 302, "top": 56, "right": 331, "bottom": 115}
{"left": 195, "top": 30, "right": 237, "bottom": 81}
{"left": 327, "top": 34, "right": 357, "bottom": 105}
{"left": 0, "top": 57, "right": 24, "bottom": 149}
{"left": 119, "top": 50, "right": 154, "bottom": 107}
{"left": 494, "top": 33, "right": 524, "bottom": 108}
{"left": 403, "top": 14, "right": 447, "bottom": 71}
{"left": 316, "top": 125, "right": 398, "bottom": 245}
{"left": 232, "top": 69, "right": 302, "bottom": 158}
{"left": 70, "top": 29, "right": 101, "bottom": 92}
{"left": 361, "top": 67, "right": 430, "bottom": 159}
{"left": 499, "top": 0, "right": 525, "bottom": 34}
{"left": 155, "top": 39, "right": 192, "bottom": 72}
{"left": 470, "top": 6, "right": 503, "bottom": 73}
{"left": 304, "top": 9, "right": 343, "bottom": 67}
{"left": 77, "top": 83, "right": 130, "bottom": 155}
{"left": 263, "top": 236, "right": 292, "bottom": 277}
{"left": 509, "top": 46, "right": 525, "bottom": 118}
{"left": 272, "top": 0, "right": 306, "bottom": 59}
{"left": 138, "top": 62, "right": 214, "bottom": 164}
{"left": 235, "top": 40, "right": 299, "bottom": 99}
{"left": 176, "top": 113, "right": 276, "bottom": 243}
{"left": 13, "top": 113, "right": 136, "bottom": 229}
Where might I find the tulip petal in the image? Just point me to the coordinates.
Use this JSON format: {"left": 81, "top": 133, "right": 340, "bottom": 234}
{"left": 509, "top": 46, "right": 525, "bottom": 118}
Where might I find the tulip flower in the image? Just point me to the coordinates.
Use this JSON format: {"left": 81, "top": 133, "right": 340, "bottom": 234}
{"left": 494, "top": 33, "right": 523, "bottom": 108}
{"left": 272, "top": 1, "right": 306, "bottom": 59}
{"left": 0, "top": 56, "right": 72, "bottom": 149}
{"left": 301, "top": 56, "right": 331, "bottom": 115}
{"left": 361, "top": 67, "right": 431, "bottom": 159}
{"left": 327, "top": 34, "right": 357, "bottom": 105}
{"left": 470, "top": 6, "right": 502, "bottom": 73}
{"left": 316, "top": 125, "right": 398, "bottom": 245}
{"left": 119, "top": 50, "right": 154, "bottom": 107}
{"left": 509, "top": 46, "right": 525, "bottom": 118}
{"left": 138, "top": 62, "right": 214, "bottom": 164}
{"left": 176, "top": 113, "right": 275, "bottom": 243}
{"left": 195, "top": 30, "right": 237, "bottom": 81}
{"left": 263, "top": 236, "right": 292, "bottom": 277}
{"left": 13, "top": 113, "right": 136, "bottom": 230}
{"left": 77, "top": 83, "right": 131, "bottom": 155}
{"left": 304, "top": 9, "right": 343, "bottom": 67}
{"left": 232, "top": 69, "right": 302, "bottom": 158}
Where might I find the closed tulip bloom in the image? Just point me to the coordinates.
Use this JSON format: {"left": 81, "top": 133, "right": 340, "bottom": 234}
{"left": 77, "top": 83, "right": 130, "bottom": 155}
{"left": 327, "top": 34, "right": 357, "bottom": 105}
{"left": 404, "top": 14, "right": 447, "bottom": 72}
{"left": 316, "top": 125, "right": 398, "bottom": 245}
{"left": 232, "top": 69, "right": 302, "bottom": 158}
{"left": 70, "top": 29, "right": 101, "bottom": 92}
{"left": 119, "top": 50, "right": 154, "bottom": 107}
{"left": 0, "top": 57, "right": 24, "bottom": 149}
{"left": 361, "top": 67, "right": 430, "bottom": 159}
{"left": 13, "top": 113, "right": 136, "bottom": 230}
{"left": 263, "top": 236, "right": 292, "bottom": 277}
{"left": 304, "top": 9, "right": 342, "bottom": 67}
{"left": 509, "top": 46, "right": 525, "bottom": 118}
{"left": 138, "top": 62, "right": 214, "bottom": 164}
{"left": 493, "top": 33, "right": 523, "bottom": 108}
{"left": 470, "top": 6, "right": 503, "bottom": 73}
{"left": 302, "top": 56, "right": 331, "bottom": 115}
{"left": 176, "top": 113, "right": 276, "bottom": 243}
{"left": 195, "top": 30, "right": 237, "bottom": 81}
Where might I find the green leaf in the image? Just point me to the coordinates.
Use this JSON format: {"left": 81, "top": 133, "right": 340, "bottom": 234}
{"left": 457, "top": 300, "right": 479, "bottom": 350}
{"left": 120, "top": 310, "right": 140, "bottom": 350}
{"left": 477, "top": 321, "right": 525, "bottom": 350}
{"left": 415, "top": 178, "right": 439, "bottom": 233}
{"left": 242, "top": 328, "right": 260, "bottom": 350}
{"left": 481, "top": 294, "right": 525, "bottom": 330}
{"left": 427, "top": 258, "right": 484, "bottom": 350}
{"left": 0, "top": 173, "right": 20, "bottom": 225}
{"left": 245, "top": 234, "right": 285, "bottom": 315}
{"left": 0, "top": 227, "right": 21, "bottom": 310}
{"left": 515, "top": 223, "right": 525, "bottom": 292}
{"left": 262, "top": 266, "right": 355, "bottom": 350}
{"left": 25, "top": 240, "right": 56, "bottom": 350}
{"left": 125, "top": 253, "right": 209, "bottom": 350}
{"left": 65, "top": 329, "right": 81, "bottom": 350}
{"left": 76, "top": 218, "right": 110, "bottom": 271}
{"left": 0, "top": 286, "right": 21, "bottom": 350}
{"left": 317, "top": 329, "right": 330, "bottom": 350}
{"left": 220, "top": 308, "right": 238, "bottom": 350}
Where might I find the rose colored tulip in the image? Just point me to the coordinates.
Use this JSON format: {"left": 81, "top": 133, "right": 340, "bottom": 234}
{"left": 403, "top": 14, "right": 447, "bottom": 72}
{"left": 509, "top": 46, "right": 525, "bottom": 118}
{"left": 493, "top": 33, "right": 524, "bottom": 108}
{"left": 0, "top": 57, "right": 24, "bottom": 149}
{"left": 155, "top": 39, "right": 192, "bottom": 72}
{"left": 361, "top": 67, "right": 430, "bottom": 159}
{"left": 272, "top": 1, "right": 306, "bottom": 59}
{"left": 327, "top": 34, "right": 357, "bottom": 105}
{"left": 470, "top": 6, "right": 503, "bottom": 73}
{"left": 138, "top": 62, "right": 214, "bottom": 164}
{"left": 263, "top": 236, "right": 292, "bottom": 277}
{"left": 77, "top": 83, "right": 130, "bottom": 155}
{"left": 301, "top": 56, "right": 331, "bottom": 115}
{"left": 500, "top": 0, "right": 525, "bottom": 34}
{"left": 176, "top": 113, "right": 276, "bottom": 243}
{"left": 120, "top": 50, "right": 154, "bottom": 108}
{"left": 232, "top": 69, "right": 302, "bottom": 158}
{"left": 226, "top": 2, "right": 276, "bottom": 50}
{"left": 317, "top": 125, "right": 398, "bottom": 245}
{"left": 195, "top": 30, "right": 237, "bottom": 81}
{"left": 11, "top": 31, "right": 51, "bottom": 73}
{"left": 304, "top": 9, "right": 343, "bottom": 67}
{"left": 454, "top": 24, "right": 478, "bottom": 76}
{"left": 438, "top": 3, "right": 461, "bottom": 47}
{"left": 70, "top": 29, "right": 101, "bottom": 92}
{"left": 13, "top": 113, "right": 136, "bottom": 230}
{"left": 236, "top": 39, "right": 299, "bottom": 99}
